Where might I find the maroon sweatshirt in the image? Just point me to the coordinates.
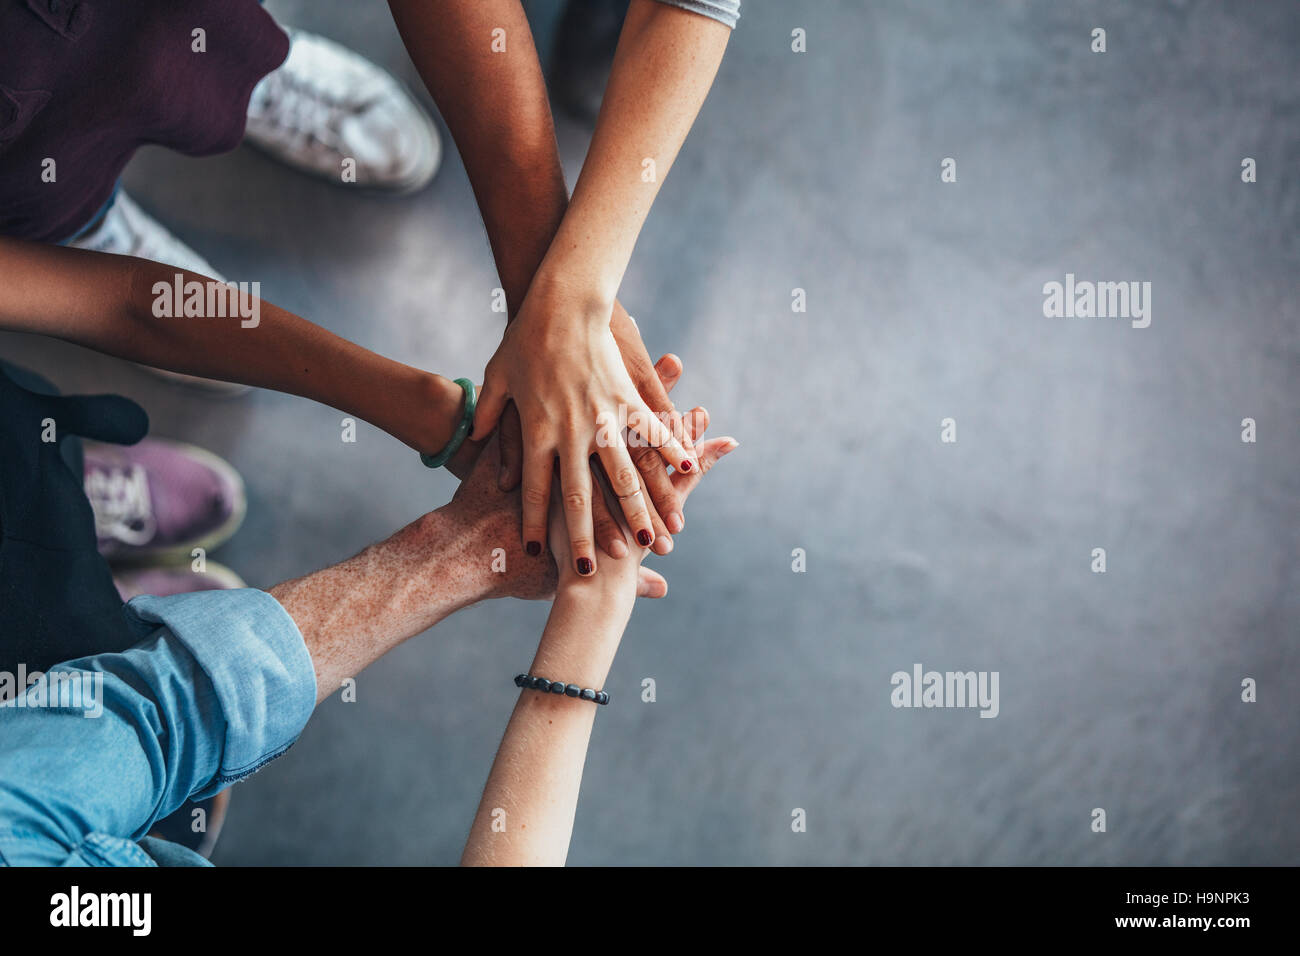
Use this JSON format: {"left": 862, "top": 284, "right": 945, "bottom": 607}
{"left": 0, "top": 0, "right": 288, "bottom": 242}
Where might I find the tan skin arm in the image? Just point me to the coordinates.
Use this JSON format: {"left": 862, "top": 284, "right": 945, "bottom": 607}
{"left": 0, "top": 236, "right": 463, "bottom": 456}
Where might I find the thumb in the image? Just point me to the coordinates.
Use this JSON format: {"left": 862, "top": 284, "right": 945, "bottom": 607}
{"left": 497, "top": 401, "right": 524, "bottom": 490}
{"left": 636, "top": 566, "right": 668, "bottom": 599}
{"left": 469, "top": 372, "right": 507, "bottom": 442}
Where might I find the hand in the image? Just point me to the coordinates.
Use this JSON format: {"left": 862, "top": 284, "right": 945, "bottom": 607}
{"left": 604, "top": 306, "right": 696, "bottom": 544}
{"left": 547, "top": 402, "right": 737, "bottom": 596}
{"left": 451, "top": 350, "right": 693, "bottom": 561}
{"left": 471, "top": 281, "right": 699, "bottom": 577}
{"left": 445, "top": 433, "right": 676, "bottom": 602}
{"left": 494, "top": 304, "right": 694, "bottom": 556}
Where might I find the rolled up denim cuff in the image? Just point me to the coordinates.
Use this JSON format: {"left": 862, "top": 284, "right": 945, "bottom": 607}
{"left": 124, "top": 589, "right": 316, "bottom": 797}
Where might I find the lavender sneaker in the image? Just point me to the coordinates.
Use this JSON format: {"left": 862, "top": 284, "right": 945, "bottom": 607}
{"left": 83, "top": 439, "right": 246, "bottom": 563}
{"left": 113, "top": 561, "right": 247, "bottom": 601}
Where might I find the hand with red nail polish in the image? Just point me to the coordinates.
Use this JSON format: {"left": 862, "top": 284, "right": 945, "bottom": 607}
{"left": 546, "top": 394, "right": 737, "bottom": 598}
{"left": 470, "top": 279, "right": 698, "bottom": 580}
{"left": 444, "top": 433, "right": 676, "bottom": 602}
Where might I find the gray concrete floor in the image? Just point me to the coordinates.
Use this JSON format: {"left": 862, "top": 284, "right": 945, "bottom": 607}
{"left": 3, "top": 0, "right": 1297, "bottom": 865}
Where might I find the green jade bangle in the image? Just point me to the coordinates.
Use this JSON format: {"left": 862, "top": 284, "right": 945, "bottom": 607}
{"left": 419, "top": 378, "right": 477, "bottom": 469}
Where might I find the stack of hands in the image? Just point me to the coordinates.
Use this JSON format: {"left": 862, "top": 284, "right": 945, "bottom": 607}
{"left": 447, "top": 351, "right": 736, "bottom": 604}
{"left": 268, "top": 350, "right": 735, "bottom": 866}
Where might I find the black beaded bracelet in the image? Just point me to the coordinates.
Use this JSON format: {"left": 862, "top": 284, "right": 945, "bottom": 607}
{"left": 514, "top": 673, "right": 609, "bottom": 705}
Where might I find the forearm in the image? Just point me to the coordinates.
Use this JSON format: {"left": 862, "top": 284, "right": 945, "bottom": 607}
{"left": 0, "top": 237, "right": 463, "bottom": 454}
{"left": 537, "top": 0, "right": 730, "bottom": 310}
{"left": 271, "top": 506, "right": 493, "bottom": 704}
{"left": 461, "top": 582, "right": 634, "bottom": 866}
{"left": 128, "top": 262, "right": 464, "bottom": 454}
{"left": 388, "top": 2, "right": 646, "bottom": 343}
{"left": 388, "top": 0, "right": 568, "bottom": 314}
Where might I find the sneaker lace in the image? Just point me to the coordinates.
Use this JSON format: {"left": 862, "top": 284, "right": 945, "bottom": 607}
{"left": 85, "top": 465, "right": 157, "bottom": 546}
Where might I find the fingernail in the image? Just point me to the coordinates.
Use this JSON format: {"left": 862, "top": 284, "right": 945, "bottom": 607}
{"left": 655, "top": 535, "right": 674, "bottom": 555}
{"left": 608, "top": 539, "right": 629, "bottom": 559}
{"left": 679, "top": 459, "right": 693, "bottom": 473}
{"left": 577, "top": 557, "right": 594, "bottom": 575}
{"left": 526, "top": 541, "right": 541, "bottom": 557}
{"left": 666, "top": 512, "right": 685, "bottom": 534}
{"left": 637, "top": 529, "right": 653, "bottom": 547}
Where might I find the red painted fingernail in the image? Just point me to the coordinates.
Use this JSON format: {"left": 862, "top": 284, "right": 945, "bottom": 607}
{"left": 637, "top": 529, "right": 653, "bottom": 547}
{"left": 679, "top": 459, "right": 692, "bottom": 473}
{"left": 526, "top": 541, "right": 541, "bottom": 557}
{"left": 577, "top": 557, "right": 594, "bottom": 575}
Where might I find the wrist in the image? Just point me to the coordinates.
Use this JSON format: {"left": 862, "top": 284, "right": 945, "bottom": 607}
{"left": 555, "top": 571, "right": 637, "bottom": 619}
{"left": 526, "top": 261, "right": 615, "bottom": 329}
{"left": 530, "top": 586, "right": 633, "bottom": 689}
{"left": 400, "top": 372, "right": 466, "bottom": 456}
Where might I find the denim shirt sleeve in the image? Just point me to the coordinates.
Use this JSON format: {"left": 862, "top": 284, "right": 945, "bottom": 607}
{"left": 0, "top": 589, "right": 315, "bottom": 867}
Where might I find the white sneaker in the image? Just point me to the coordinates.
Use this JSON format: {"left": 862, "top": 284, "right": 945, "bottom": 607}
{"left": 70, "top": 190, "right": 227, "bottom": 281}
{"left": 68, "top": 193, "right": 248, "bottom": 395}
{"left": 245, "top": 28, "right": 441, "bottom": 193}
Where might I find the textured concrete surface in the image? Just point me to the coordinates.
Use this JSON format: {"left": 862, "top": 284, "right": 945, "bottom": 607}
{"left": 2, "top": 0, "right": 1296, "bottom": 865}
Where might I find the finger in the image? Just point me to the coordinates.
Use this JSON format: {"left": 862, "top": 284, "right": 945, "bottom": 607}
{"left": 613, "top": 311, "right": 673, "bottom": 414}
{"left": 605, "top": 450, "right": 672, "bottom": 554}
{"left": 469, "top": 372, "right": 507, "bottom": 442}
{"left": 596, "top": 441, "right": 656, "bottom": 550}
{"left": 588, "top": 460, "right": 629, "bottom": 560}
{"left": 677, "top": 402, "right": 698, "bottom": 458}
{"left": 636, "top": 353, "right": 688, "bottom": 536}
{"left": 520, "top": 442, "right": 555, "bottom": 557}
{"left": 642, "top": 472, "right": 673, "bottom": 554}
{"left": 654, "top": 353, "right": 683, "bottom": 394}
{"left": 497, "top": 401, "right": 524, "bottom": 490}
{"left": 627, "top": 400, "right": 696, "bottom": 475}
{"left": 559, "top": 442, "right": 597, "bottom": 576}
{"left": 639, "top": 404, "right": 706, "bottom": 539}
{"left": 636, "top": 566, "right": 668, "bottom": 599}
{"left": 631, "top": 437, "right": 681, "bottom": 537}
{"left": 670, "top": 435, "right": 738, "bottom": 499}
{"left": 652, "top": 355, "right": 692, "bottom": 452}
{"left": 681, "top": 405, "right": 710, "bottom": 444}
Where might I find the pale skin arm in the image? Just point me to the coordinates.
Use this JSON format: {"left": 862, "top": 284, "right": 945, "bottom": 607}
{"left": 0, "top": 236, "right": 464, "bottom": 456}
{"left": 459, "top": 586, "right": 632, "bottom": 865}
{"left": 471, "top": 0, "right": 732, "bottom": 572}
{"left": 462, "top": 408, "right": 737, "bottom": 866}
{"left": 525, "top": 0, "right": 733, "bottom": 309}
